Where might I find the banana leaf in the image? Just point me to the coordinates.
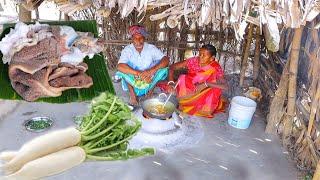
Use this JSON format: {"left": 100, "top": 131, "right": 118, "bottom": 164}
{"left": 0, "top": 20, "right": 115, "bottom": 103}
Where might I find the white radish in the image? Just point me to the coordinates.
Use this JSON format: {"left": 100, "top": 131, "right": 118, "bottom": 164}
{"left": 4, "top": 146, "right": 86, "bottom": 180}
{"left": 2, "top": 127, "right": 81, "bottom": 174}
{"left": 0, "top": 151, "right": 17, "bottom": 163}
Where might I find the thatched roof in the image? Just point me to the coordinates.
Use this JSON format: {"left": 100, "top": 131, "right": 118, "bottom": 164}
{"left": 20, "top": 1, "right": 319, "bottom": 36}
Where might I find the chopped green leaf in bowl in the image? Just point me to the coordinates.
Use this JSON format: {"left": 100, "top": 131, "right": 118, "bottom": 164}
{"left": 24, "top": 117, "right": 53, "bottom": 132}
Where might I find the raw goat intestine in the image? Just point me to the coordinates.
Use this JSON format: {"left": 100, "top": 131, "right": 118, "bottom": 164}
{"left": 0, "top": 22, "right": 51, "bottom": 64}
{"left": 1, "top": 24, "right": 97, "bottom": 101}
{"left": 0, "top": 22, "right": 103, "bottom": 66}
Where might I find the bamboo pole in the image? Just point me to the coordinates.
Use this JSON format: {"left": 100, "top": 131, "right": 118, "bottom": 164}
{"left": 313, "top": 160, "right": 320, "bottom": 180}
{"left": 307, "top": 87, "right": 320, "bottom": 136}
{"left": 239, "top": 23, "right": 254, "bottom": 87}
{"left": 283, "top": 26, "right": 303, "bottom": 145}
{"left": 18, "top": 4, "right": 31, "bottom": 22}
{"left": 265, "top": 60, "right": 289, "bottom": 134}
{"left": 253, "top": 26, "right": 261, "bottom": 81}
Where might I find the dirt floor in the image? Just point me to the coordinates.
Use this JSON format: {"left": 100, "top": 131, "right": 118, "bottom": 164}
{"left": 0, "top": 81, "right": 299, "bottom": 180}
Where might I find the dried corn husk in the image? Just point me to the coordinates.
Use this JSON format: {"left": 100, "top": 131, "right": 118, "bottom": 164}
{"left": 263, "top": 14, "right": 280, "bottom": 52}
{"left": 47, "top": 0, "right": 320, "bottom": 42}
{"left": 96, "top": 8, "right": 111, "bottom": 18}
{"left": 167, "top": 15, "right": 179, "bottom": 28}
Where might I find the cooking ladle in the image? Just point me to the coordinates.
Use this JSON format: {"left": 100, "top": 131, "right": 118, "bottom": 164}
{"left": 159, "top": 80, "right": 180, "bottom": 108}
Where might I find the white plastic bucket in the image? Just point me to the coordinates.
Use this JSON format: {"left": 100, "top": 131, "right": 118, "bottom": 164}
{"left": 228, "top": 96, "right": 257, "bottom": 129}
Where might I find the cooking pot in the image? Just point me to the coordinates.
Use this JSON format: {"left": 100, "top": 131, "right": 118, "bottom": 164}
{"left": 141, "top": 94, "right": 178, "bottom": 120}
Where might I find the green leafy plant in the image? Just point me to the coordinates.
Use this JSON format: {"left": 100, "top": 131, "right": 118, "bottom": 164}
{"left": 79, "top": 92, "right": 154, "bottom": 160}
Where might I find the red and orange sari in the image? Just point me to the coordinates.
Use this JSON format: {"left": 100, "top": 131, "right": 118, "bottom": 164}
{"left": 176, "top": 57, "right": 226, "bottom": 118}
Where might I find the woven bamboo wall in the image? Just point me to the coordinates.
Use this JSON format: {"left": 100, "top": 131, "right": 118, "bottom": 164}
{"left": 261, "top": 17, "right": 320, "bottom": 174}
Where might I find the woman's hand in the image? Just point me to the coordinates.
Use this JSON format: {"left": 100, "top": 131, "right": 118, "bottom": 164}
{"left": 169, "top": 60, "right": 188, "bottom": 82}
{"left": 167, "top": 85, "right": 176, "bottom": 94}
{"left": 206, "top": 78, "right": 228, "bottom": 90}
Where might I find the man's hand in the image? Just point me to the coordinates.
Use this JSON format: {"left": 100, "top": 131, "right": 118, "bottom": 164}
{"left": 140, "top": 69, "right": 155, "bottom": 83}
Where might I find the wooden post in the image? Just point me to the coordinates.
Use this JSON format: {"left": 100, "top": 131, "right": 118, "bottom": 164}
{"left": 35, "top": 7, "right": 39, "bottom": 20}
{"left": 64, "top": 14, "right": 70, "bottom": 21}
{"left": 253, "top": 26, "right": 261, "bottom": 81}
{"left": 283, "top": 26, "right": 303, "bottom": 145}
{"left": 18, "top": 4, "right": 31, "bottom": 22}
{"left": 179, "top": 20, "right": 188, "bottom": 63}
{"left": 313, "top": 161, "right": 320, "bottom": 180}
{"left": 218, "top": 21, "right": 224, "bottom": 61}
{"left": 239, "top": 23, "right": 254, "bottom": 87}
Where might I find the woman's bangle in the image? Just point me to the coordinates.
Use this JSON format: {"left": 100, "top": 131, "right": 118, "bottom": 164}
{"left": 205, "top": 81, "right": 208, "bottom": 87}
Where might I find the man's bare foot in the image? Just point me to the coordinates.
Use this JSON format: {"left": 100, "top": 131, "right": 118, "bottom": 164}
{"left": 129, "top": 93, "right": 139, "bottom": 106}
{"left": 128, "top": 83, "right": 138, "bottom": 106}
{"left": 129, "top": 97, "right": 138, "bottom": 106}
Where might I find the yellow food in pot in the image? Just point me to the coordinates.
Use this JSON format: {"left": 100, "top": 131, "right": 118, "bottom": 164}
{"left": 148, "top": 104, "right": 168, "bottom": 114}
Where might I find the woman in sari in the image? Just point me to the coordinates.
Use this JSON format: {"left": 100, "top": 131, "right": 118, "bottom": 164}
{"left": 168, "top": 44, "right": 228, "bottom": 118}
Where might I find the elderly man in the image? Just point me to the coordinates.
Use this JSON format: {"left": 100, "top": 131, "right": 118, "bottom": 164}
{"left": 116, "top": 25, "right": 169, "bottom": 106}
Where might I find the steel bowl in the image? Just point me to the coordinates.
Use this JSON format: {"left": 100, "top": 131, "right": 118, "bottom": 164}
{"left": 24, "top": 116, "right": 53, "bottom": 132}
{"left": 141, "top": 96, "right": 177, "bottom": 120}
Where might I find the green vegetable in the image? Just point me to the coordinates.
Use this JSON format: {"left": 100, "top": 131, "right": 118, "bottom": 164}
{"left": 78, "top": 92, "right": 154, "bottom": 160}
{"left": 26, "top": 120, "right": 51, "bottom": 130}
{"left": 134, "top": 79, "right": 149, "bottom": 89}
{"left": 86, "top": 148, "right": 155, "bottom": 161}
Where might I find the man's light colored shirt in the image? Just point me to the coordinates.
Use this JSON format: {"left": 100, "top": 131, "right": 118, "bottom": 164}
{"left": 118, "top": 43, "right": 165, "bottom": 71}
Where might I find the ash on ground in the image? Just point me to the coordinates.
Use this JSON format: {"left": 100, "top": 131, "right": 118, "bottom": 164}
{"left": 129, "top": 109, "right": 204, "bottom": 152}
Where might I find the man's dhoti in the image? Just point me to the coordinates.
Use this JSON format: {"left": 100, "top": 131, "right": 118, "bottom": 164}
{"left": 116, "top": 68, "right": 168, "bottom": 97}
